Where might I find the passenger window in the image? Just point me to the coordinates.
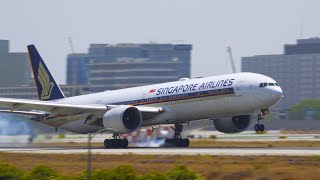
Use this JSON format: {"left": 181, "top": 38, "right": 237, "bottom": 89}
{"left": 268, "top": 83, "right": 275, "bottom": 86}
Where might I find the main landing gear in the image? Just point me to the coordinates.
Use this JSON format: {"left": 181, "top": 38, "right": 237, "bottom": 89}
{"left": 254, "top": 109, "right": 269, "bottom": 133}
{"left": 165, "top": 124, "right": 190, "bottom": 147}
{"left": 104, "top": 134, "right": 128, "bottom": 149}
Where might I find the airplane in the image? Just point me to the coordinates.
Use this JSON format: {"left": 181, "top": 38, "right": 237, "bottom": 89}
{"left": 0, "top": 45, "right": 283, "bottom": 148}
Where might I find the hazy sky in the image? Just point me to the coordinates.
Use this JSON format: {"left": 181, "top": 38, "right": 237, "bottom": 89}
{"left": 0, "top": 0, "right": 319, "bottom": 84}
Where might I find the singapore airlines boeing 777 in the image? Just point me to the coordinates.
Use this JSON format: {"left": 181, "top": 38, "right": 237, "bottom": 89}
{"left": 0, "top": 45, "right": 283, "bottom": 148}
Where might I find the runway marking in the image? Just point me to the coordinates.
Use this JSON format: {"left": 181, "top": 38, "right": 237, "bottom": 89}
{"left": 1, "top": 147, "right": 320, "bottom": 156}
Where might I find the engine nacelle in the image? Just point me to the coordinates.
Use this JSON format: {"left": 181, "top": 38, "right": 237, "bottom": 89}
{"left": 103, "top": 105, "right": 142, "bottom": 134}
{"left": 213, "top": 115, "right": 251, "bottom": 133}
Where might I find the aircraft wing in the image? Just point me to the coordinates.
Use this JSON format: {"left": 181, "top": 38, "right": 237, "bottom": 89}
{"left": 0, "top": 97, "right": 165, "bottom": 117}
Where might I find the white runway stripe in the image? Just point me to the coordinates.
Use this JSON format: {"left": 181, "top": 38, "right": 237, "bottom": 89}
{"left": 1, "top": 147, "right": 320, "bottom": 156}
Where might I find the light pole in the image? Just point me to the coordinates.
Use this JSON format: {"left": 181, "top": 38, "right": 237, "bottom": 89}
{"left": 87, "top": 133, "right": 92, "bottom": 180}
{"left": 87, "top": 128, "right": 112, "bottom": 180}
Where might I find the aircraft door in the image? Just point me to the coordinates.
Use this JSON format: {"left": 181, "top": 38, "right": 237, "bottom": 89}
{"left": 235, "top": 81, "right": 246, "bottom": 96}
{"left": 235, "top": 81, "right": 256, "bottom": 96}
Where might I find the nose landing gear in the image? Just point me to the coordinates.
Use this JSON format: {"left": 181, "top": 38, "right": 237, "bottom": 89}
{"left": 254, "top": 113, "right": 265, "bottom": 133}
{"left": 254, "top": 109, "right": 269, "bottom": 133}
{"left": 165, "top": 124, "right": 190, "bottom": 147}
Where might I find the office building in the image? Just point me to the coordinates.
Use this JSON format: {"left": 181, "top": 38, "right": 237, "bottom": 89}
{"left": 242, "top": 38, "right": 320, "bottom": 111}
{"left": 0, "top": 40, "right": 31, "bottom": 86}
{"left": 66, "top": 54, "right": 91, "bottom": 85}
{"left": 284, "top": 37, "right": 320, "bottom": 55}
{"left": 67, "top": 43, "right": 192, "bottom": 86}
{"left": 89, "top": 59, "right": 182, "bottom": 92}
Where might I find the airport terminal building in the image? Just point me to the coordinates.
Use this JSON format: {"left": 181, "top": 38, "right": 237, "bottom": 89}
{"left": 242, "top": 38, "right": 320, "bottom": 112}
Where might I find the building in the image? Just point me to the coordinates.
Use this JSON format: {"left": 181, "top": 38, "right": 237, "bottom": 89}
{"left": 67, "top": 43, "right": 192, "bottom": 87}
{"left": 0, "top": 43, "right": 191, "bottom": 99}
{"left": 89, "top": 60, "right": 183, "bottom": 92}
{"left": 242, "top": 38, "right": 320, "bottom": 111}
{"left": 66, "top": 54, "right": 91, "bottom": 85}
{"left": 284, "top": 37, "right": 320, "bottom": 55}
{"left": 0, "top": 85, "right": 93, "bottom": 100}
{"left": 0, "top": 40, "right": 31, "bottom": 86}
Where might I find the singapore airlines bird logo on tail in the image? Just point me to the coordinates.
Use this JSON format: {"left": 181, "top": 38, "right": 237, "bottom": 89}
{"left": 37, "top": 62, "right": 54, "bottom": 100}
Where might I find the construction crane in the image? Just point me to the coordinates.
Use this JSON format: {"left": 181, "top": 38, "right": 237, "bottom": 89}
{"left": 68, "top": 36, "right": 75, "bottom": 54}
{"left": 227, "top": 46, "right": 236, "bottom": 73}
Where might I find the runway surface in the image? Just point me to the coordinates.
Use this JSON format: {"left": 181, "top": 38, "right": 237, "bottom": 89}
{"left": 1, "top": 146, "right": 320, "bottom": 156}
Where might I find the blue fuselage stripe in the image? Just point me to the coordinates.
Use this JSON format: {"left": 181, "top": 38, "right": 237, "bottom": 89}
{"left": 112, "top": 87, "right": 235, "bottom": 106}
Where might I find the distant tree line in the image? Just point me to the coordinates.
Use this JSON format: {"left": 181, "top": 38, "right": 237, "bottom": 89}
{"left": 288, "top": 100, "right": 320, "bottom": 120}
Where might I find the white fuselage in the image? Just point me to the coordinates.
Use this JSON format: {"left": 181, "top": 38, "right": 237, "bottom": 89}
{"left": 50, "top": 72, "right": 283, "bottom": 134}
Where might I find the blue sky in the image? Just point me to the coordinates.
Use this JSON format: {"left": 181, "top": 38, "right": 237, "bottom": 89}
{"left": 0, "top": 0, "right": 319, "bottom": 84}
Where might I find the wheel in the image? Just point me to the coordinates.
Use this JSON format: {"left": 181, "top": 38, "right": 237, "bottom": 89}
{"left": 175, "top": 139, "right": 183, "bottom": 147}
{"left": 115, "top": 140, "right": 122, "bottom": 148}
{"left": 165, "top": 138, "right": 173, "bottom": 145}
{"left": 254, "top": 124, "right": 260, "bottom": 132}
{"left": 104, "top": 139, "right": 110, "bottom": 148}
{"left": 105, "top": 139, "right": 112, "bottom": 148}
{"left": 183, "top": 139, "right": 190, "bottom": 147}
{"left": 254, "top": 124, "right": 265, "bottom": 133}
{"left": 121, "top": 139, "right": 129, "bottom": 148}
{"left": 165, "top": 138, "right": 179, "bottom": 147}
{"left": 110, "top": 140, "right": 116, "bottom": 148}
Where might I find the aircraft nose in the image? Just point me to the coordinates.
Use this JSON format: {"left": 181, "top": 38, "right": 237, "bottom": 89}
{"left": 272, "top": 87, "right": 283, "bottom": 103}
{"left": 256, "top": 86, "right": 283, "bottom": 107}
{"left": 272, "top": 87, "right": 283, "bottom": 100}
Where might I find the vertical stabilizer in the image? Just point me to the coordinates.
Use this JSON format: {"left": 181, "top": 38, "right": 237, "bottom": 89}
{"left": 27, "top": 45, "right": 65, "bottom": 101}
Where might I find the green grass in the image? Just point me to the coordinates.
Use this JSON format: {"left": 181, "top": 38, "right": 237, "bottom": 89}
{"left": 0, "top": 153, "right": 320, "bottom": 179}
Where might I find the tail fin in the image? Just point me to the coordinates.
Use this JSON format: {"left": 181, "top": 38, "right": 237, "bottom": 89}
{"left": 27, "top": 45, "right": 65, "bottom": 101}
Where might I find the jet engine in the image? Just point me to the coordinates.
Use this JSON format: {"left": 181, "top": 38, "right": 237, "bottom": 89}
{"left": 213, "top": 115, "right": 251, "bottom": 133}
{"left": 103, "top": 105, "right": 142, "bottom": 134}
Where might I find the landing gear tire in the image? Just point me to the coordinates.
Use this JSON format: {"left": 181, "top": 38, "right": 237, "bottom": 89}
{"left": 104, "top": 139, "right": 109, "bottom": 148}
{"left": 254, "top": 110, "right": 267, "bottom": 133}
{"left": 182, "top": 138, "right": 190, "bottom": 147}
{"left": 254, "top": 124, "right": 259, "bottom": 132}
{"left": 122, "top": 139, "right": 129, "bottom": 148}
{"left": 165, "top": 138, "right": 189, "bottom": 147}
{"left": 104, "top": 134, "right": 128, "bottom": 149}
{"left": 254, "top": 124, "right": 265, "bottom": 133}
{"left": 165, "top": 124, "right": 190, "bottom": 147}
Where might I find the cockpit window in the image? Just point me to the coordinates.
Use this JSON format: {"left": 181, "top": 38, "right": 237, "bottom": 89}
{"left": 259, "top": 83, "right": 268, "bottom": 87}
{"left": 260, "top": 82, "right": 278, "bottom": 87}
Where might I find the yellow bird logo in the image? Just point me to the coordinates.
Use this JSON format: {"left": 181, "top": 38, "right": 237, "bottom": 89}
{"left": 37, "top": 62, "right": 54, "bottom": 100}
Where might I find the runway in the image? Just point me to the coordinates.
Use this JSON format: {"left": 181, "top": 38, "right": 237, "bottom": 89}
{"left": 1, "top": 146, "right": 320, "bottom": 156}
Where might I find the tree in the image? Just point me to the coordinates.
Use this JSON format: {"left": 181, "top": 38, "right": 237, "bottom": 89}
{"left": 288, "top": 100, "right": 320, "bottom": 120}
